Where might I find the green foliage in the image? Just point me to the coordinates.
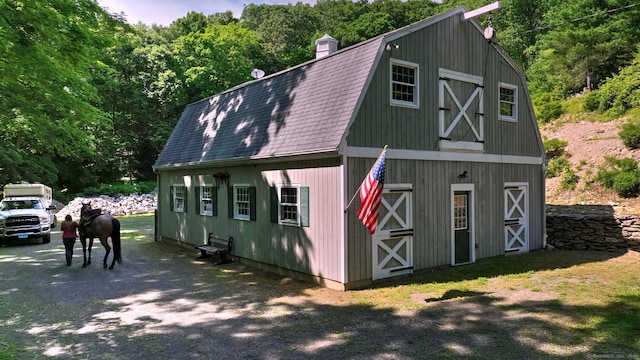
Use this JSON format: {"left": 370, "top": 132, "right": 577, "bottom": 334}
{"left": 619, "top": 118, "right": 640, "bottom": 150}
{"left": 533, "top": 93, "right": 564, "bottom": 123}
{"left": 80, "top": 181, "right": 157, "bottom": 197}
{"left": 543, "top": 138, "right": 568, "bottom": 159}
{"left": 546, "top": 157, "right": 571, "bottom": 178}
{"left": 4, "top": 0, "right": 640, "bottom": 201}
{"left": 574, "top": 50, "right": 640, "bottom": 118}
{"left": 596, "top": 157, "right": 640, "bottom": 198}
{"left": 526, "top": 0, "right": 640, "bottom": 99}
{"left": 560, "top": 168, "right": 579, "bottom": 190}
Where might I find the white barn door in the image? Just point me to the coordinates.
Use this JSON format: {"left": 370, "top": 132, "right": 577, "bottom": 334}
{"left": 505, "top": 183, "right": 529, "bottom": 253}
{"left": 372, "top": 184, "right": 413, "bottom": 281}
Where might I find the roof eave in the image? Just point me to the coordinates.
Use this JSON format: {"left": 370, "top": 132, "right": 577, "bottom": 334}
{"left": 153, "top": 148, "right": 341, "bottom": 172}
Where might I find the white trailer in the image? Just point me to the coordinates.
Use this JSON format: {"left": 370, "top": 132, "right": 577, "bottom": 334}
{"left": 3, "top": 183, "right": 53, "bottom": 207}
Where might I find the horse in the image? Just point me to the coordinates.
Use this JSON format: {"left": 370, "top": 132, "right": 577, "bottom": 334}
{"left": 79, "top": 203, "right": 122, "bottom": 270}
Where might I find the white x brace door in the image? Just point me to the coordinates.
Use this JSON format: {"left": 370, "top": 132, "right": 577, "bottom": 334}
{"left": 505, "top": 183, "right": 529, "bottom": 253}
{"left": 372, "top": 184, "right": 413, "bottom": 281}
{"left": 438, "top": 68, "right": 484, "bottom": 152}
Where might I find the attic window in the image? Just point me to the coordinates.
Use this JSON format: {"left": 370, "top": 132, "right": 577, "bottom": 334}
{"left": 499, "top": 82, "right": 517, "bottom": 121}
{"left": 390, "top": 59, "right": 419, "bottom": 108}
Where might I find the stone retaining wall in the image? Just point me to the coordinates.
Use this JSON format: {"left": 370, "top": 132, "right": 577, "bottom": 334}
{"left": 546, "top": 213, "right": 640, "bottom": 252}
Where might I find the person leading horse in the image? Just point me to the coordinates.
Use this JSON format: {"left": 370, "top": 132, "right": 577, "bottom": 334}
{"left": 79, "top": 203, "right": 122, "bottom": 270}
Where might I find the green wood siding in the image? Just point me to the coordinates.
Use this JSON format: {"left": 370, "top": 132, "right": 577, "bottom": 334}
{"left": 349, "top": 17, "right": 543, "bottom": 159}
{"left": 345, "top": 158, "right": 544, "bottom": 282}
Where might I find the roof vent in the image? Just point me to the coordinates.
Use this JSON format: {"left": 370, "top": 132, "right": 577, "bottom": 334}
{"left": 315, "top": 34, "right": 338, "bottom": 59}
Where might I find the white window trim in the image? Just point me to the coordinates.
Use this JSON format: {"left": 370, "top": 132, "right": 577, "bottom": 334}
{"left": 173, "top": 184, "right": 185, "bottom": 213}
{"left": 390, "top": 58, "right": 419, "bottom": 109}
{"left": 200, "top": 185, "right": 214, "bottom": 216}
{"left": 233, "top": 184, "right": 251, "bottom": 221}
{"left": 277, "top": 184, "right": 301, "bottom": 226}
{"left": 499, "top": 82, "right": 518, "bottom": 122}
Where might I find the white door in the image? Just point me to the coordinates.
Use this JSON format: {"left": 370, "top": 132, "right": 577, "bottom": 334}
{"left": 505, "top": 183, "right": 529, "bottom": 253}
{"left": 372, "top": 184, "right": 413, "bottom": 281}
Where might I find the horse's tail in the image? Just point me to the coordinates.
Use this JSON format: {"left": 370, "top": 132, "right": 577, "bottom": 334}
{"left": 111, "top": 218, "right": 122, "bottom": 264}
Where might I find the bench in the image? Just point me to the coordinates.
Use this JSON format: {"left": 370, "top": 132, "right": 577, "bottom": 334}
{"left": 195, "top": 233, "right": 233, "bottom": 265}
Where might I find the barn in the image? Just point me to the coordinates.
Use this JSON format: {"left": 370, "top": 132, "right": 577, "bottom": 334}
{"left": 152, "top": 5, "right": 547, "bottom": 290}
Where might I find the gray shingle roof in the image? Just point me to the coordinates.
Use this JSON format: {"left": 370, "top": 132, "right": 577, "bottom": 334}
{"left": 154, "top": 36, "right": 384, "bottom": 169}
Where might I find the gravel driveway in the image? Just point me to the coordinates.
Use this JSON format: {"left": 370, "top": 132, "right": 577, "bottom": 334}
{"left": 2, "top": 226, "right": 635, "bottom": 359}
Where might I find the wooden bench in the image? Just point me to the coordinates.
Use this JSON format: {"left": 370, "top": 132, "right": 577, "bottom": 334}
{"left": 195, "top": 233, "right": 233, "bottom": 265}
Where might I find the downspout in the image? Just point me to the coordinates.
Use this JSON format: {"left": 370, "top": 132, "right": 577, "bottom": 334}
{"left": 542, "top": 160, "right": 548, "bottom": 248}
{"left": 341, "top": 152, "right": 348, "bottom": 286}
{"left": 153, "top": 167, "right": 161, "bottom": 242}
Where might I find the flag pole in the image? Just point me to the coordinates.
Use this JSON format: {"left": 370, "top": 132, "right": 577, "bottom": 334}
{"left": 344, "top": 145, "right": 388, "bottom": 213}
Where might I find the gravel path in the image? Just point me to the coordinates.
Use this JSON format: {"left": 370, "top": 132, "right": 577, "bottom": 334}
{"left": 1, "top": 227, "right": 635, "bottom": 359}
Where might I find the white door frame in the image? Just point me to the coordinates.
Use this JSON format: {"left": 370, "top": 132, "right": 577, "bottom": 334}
{"left": 451, "top": 183, "right": 475, "bottom": 265}
{"left": 372, "top": 184, "right": 413, "bottom": 281}
{"left": 504, "top": 182, "right": 529, "bottom": 253}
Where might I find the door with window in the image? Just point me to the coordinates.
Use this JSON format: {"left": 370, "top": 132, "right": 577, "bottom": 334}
{"left": 505, "top": 183, "right": 528, "bottom": 253}
{"left": 372, "top": 184, "right": 413, "bottom": 281}
{"left": 451, "top": 184, "right": 475, "bottom": 265}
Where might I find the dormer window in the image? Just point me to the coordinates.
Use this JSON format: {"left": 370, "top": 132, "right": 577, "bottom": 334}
{"left": 390, "top": 59, "right": 419, "bottom": 108}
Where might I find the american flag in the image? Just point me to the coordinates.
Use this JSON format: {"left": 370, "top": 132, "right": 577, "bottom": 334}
{"left": 357, "top": 149, "right": 386, "bottom": 234}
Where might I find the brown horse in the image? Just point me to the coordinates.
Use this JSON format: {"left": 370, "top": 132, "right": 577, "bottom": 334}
{"left": 79, "top": 203, "right": 122, "bottom": 270}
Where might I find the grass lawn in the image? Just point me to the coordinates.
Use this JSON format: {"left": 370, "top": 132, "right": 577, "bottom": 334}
{"left": 289, "top": 247, "right": 640, "bottom": 358}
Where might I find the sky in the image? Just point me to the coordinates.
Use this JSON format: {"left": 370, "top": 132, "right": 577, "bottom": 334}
{"left": 96, "top": 0, "right": 318, "bottom": 26}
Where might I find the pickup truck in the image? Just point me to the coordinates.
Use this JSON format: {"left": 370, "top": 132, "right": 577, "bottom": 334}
{"left": 0, "top": 196, "right": 56, "bottom": 245}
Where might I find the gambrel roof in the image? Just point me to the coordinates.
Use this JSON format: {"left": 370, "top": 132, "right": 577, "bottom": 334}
{"left": 153, "top": 6, "right": 519, "bottom": 169}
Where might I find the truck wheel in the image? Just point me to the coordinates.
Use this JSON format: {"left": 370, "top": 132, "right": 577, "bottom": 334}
{"left": 42, "top": 235, "right": 51, "bottom": 244}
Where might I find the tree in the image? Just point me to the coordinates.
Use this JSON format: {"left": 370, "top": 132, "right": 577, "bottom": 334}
{"left": 175, "top": 22, "right": 260, "bottom": 102}
{"left": 0, "top": 0, "right": 124, "bottom": 188}
{"left": 242, "top": 4, "right": 322, "bottom": 73}
{"left": 526, "top": 0, "right": 640, "bottom": 97}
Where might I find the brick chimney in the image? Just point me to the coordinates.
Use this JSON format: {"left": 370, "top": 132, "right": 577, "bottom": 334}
{"left": 315, "top": 34, "right": 338, "bottom": 59}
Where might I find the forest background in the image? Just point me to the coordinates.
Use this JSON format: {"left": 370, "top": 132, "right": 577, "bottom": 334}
{"left": 3, "top": 0, "right": 640, "bottom": 201}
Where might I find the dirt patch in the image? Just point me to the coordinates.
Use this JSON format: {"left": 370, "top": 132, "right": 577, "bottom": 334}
{"left": 540, "top": 117, "right": 640, "bottom": 215}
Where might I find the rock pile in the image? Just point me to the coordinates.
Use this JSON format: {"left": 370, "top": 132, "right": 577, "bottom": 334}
{"left": 55, "top": 193, "right": 157, "bottom": 219}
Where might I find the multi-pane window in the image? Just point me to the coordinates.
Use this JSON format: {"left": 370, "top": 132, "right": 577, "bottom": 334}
{"left": 391, "top": 60, "right": 419, "bottom": 108}
{"left": 271, "top": 185, "right": 309, "bottom": 227}
{"left": 499, "top": 83, "right": 517, "bottom": 121}
{"left": 173, "top": 185, "right": 185, "bottom": 212}
{"left": 280, "top": 186, "right": 299, "bottom": 225}
{"left": 234, "top": 186, "right": 250, "bottom": 220}
{"left": 201, "top": 186, "right": 213, "bottom": 216}
{"left": 454, "top": 194, "right": 467, "bottom": 230}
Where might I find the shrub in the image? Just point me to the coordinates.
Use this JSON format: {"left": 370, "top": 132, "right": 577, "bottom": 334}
{"left": 595, "top": 157, "right": 640, "bottom": 198}
{"left": 612, "top": 172, "right": 640, "bottom": 198}
{"left": 583, "top": 91, "right": 600, "bottom": 112}
{"left": 619, "top": 119, "right": 640, "bottom": 150}
{"left": 77, "top": 181, "right": 157, "bottom": 197}
{"left": 546, "top": 157, "right": 571, "bottom": 178}
{"left": 535, "top": 98, "right": 563, "bottom": 123}
{"left": 560, "top": 169, "right": 579, "bottom": 190}
{"left": 543, "top": 138, "right": 568, "bottom": 159}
